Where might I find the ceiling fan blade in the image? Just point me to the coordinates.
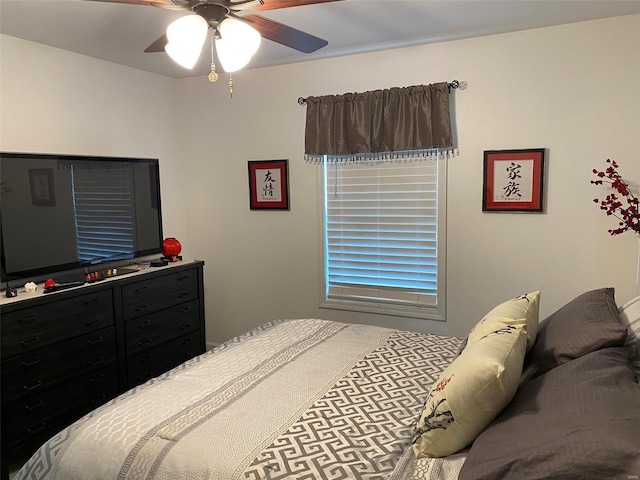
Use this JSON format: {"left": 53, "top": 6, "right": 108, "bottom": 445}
{"left": 84, "top": 0, "right": 174, "bottom": 6}
{"left": 225, "top": 0, "right": 264, "bottom": 12}
{"left": 253, "top": 0, "right": 343, "bottom": 11}
{"left": 243, "top": 13, "right": 327, "bottom": 53}
{"left": 144, "top": 33, "right": 168, "bottom": 53}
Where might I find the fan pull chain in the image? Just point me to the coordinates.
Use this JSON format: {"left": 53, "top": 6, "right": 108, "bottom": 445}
{"left": 208, "top": 34, "right": 218, "bottom": 83}
{"left": 229, "top": 74, "right": 233, "bottom": 98}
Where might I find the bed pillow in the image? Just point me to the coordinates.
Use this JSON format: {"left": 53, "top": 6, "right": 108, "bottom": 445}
{"left": 412, "top": 324, "right": 527, "bottom": 458}
{"left": 521, "top": 287, "right": 627, "bottom": 381}
{"left": 459, "top": 347, "right": 640, "bottom": 480}
{"left": 618, "top": 294, "right": 640, "bottom": 380}
{"left": 467, "top": 291, "right": 540, "bottom": 352}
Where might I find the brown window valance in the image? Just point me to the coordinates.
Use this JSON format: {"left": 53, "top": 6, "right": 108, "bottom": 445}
{"left": 303, "top": 82, "right": 453, "bottom": 163}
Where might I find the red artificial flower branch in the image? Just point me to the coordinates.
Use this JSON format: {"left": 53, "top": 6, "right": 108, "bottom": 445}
{"left": 591, "top": 159, "right": 639, "bottom": 236}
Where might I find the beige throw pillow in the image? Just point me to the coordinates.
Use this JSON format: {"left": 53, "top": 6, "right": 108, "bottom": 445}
{"left": 468, "top": 291, "right": 540, "bottom": 351}
{"left": 412, "top": 324, "right": 527, "bottom": 458}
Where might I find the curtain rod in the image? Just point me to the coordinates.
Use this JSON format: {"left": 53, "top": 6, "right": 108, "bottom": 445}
{"left": 297, "top": 80, "right": 464, "bottom": 105}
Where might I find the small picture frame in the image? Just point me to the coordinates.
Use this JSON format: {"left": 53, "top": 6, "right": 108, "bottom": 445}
{"left": 29, "top": 168, "right": 56, "bottom": 206}
{"left": 483, "top": 149, "right": 545, "bottom": 212}
{"left": 248, "top": 159, "right": 290, "bottom": 210}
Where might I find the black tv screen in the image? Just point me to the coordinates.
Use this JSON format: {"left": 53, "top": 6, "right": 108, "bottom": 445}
{"left": 0, "top": 152, "right": 163, "bottom": 283}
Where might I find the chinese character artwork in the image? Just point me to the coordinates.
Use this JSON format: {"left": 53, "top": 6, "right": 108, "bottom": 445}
{"left": 248, "top": 160, "right": 290, "bottom": 210}
{"left": 257, "top": 168, "right": 282, "bottom": 202}
{"left": 493, "top": 159, "right": 534, "bottom": 203}
{"left": 483, "top": 149, "right": 545, "bottom": 212}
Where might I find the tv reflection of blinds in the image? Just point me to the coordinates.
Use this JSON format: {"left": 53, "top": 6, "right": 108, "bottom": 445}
{"left": 0, "top": 152, "right": 163, "bottom": 282}
{"left": 72, "top": 163, "right": 136, "bottom": 262}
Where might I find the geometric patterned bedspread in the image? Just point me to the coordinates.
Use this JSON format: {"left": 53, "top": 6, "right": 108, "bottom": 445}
{"left": 15, "top": 319, "right": 463, "bottom": 480}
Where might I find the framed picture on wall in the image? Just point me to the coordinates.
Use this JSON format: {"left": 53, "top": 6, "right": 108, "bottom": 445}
{"left": 248, "top": 159, "right": 290, "bottom": 210}
{"left": 29, "top": 168, "right": 56, "bottom": 207}
{"left": 482, "top": 149, "right": 545, "bottom": 212}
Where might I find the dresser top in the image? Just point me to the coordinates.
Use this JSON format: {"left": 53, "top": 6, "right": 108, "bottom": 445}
{"left": 1, "top": 260, "right": 202, "bottom": 307}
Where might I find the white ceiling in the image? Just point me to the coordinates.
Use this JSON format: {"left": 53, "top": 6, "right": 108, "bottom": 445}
{"left": 2, "top": 0, "right": 640, "bottom": 79}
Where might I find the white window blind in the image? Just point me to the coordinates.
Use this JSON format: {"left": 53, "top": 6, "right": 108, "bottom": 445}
{"left": 71, "top": 164, "right": 136, "bottom": 262}
{"left": 322, "top": 154, "right": 446, "bottom": 319}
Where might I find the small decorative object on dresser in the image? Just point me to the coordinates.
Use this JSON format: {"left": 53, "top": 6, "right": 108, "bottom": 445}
{"left": 162, "top": 237, "right": 182, "bottom": 262}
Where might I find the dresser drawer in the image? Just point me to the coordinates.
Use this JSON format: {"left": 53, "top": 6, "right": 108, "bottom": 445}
{"left": 3, "top": 366, "right": 119, "bottom": 450}
{"left": 2, "top": 327, "right": 117, "bottom": 403}
{"left": 1, "top": 290, "right": 114, "bottom": 359}
{"left": 125, "top": 299, "right": 200, "bottom": 356}
{"left": 122, "top": 269, "right": 198, "bottom": 321}
{"left": 127, "top": 330, "right": 203, "bottom": 387}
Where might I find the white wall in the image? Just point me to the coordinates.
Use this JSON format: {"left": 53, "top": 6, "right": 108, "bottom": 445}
{"left": 2, "top": 15, "right": 639, "bottom": 345}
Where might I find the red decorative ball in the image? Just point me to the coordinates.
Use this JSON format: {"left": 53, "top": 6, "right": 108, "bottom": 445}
{"left": 162, "top": 237, "right": 182, "bottom": 257}
{"left": 44, "top": 278, "right": 56, "bottom": 288}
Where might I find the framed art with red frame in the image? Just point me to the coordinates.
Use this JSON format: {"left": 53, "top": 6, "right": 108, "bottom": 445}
{"left": 248, "top": 159, "right": 290, "bottom": 210}
{"left": 483, "top": 149, "right": 545, "bottom": 212}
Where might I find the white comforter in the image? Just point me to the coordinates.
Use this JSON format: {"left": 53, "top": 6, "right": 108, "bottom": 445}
{"left": 16, "top": 319, "right": 464, "bottom": 480}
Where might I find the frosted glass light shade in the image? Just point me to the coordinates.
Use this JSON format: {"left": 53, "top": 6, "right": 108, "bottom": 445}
{"left": 215, "top": 18, "right": 261, "bottom": 72}
{"left": 165, "top": 15, "right": 209, "bottom": 69}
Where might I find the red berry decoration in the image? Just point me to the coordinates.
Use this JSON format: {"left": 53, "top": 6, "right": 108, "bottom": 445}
{"left": 591, "top": 159, "right": 639, "bottom": 237}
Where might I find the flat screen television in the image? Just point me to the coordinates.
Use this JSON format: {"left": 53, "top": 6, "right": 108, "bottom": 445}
{"left": 0, "top": 152, "right": 163, "bottom": 285}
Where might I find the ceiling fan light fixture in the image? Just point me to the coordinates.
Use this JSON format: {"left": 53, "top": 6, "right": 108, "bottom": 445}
{"left": 165, "top": 15, "right": 209, "bottom": 69}
{"left": 215, "top": 17, "right": 261, "bottom": 72}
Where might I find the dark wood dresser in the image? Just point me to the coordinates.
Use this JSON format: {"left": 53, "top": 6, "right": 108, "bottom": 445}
{"left": 0, "top": 260, "right": 205, "bottom": 471}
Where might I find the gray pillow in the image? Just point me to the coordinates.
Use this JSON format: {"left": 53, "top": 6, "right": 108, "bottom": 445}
{"left": 459, "top": 347, "right": 640, "bottom": 480}
{"left": 521, "top": 287, "right": 627, "bottom": 381}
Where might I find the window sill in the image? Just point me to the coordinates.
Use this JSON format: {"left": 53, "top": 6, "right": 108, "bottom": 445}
{"left": 320, "top": 298, "right": 445, "bottom": 322}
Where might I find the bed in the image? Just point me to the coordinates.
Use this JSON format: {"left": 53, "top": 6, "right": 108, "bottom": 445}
{"left": 15, "top": 288, "right": 640, "bottom": 480}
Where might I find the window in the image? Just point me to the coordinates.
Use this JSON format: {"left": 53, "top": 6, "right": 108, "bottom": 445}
{"left": 320, "top": 152, "right": 446, "bottom": 320}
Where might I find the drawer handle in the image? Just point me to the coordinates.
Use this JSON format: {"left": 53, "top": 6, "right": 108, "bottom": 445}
{"left": 27, "top": 422, "right": 47, "bottom": 436}
{"left": 23, "top": 380, "right": 43, "bottom": 392}
{"left": 91, "top": 394, "right": 107, "bottom": 405}
{"left": 21, "top": 357, "right": 41, "bottom": 368}
{"left": 135, "top": 286, "right": 149, "bottom": 293}
{"left": 137, "top": 320, "right": 152, "bottom": 328}
{"left": 83, "top": 298, "right": 100, "bottom": 306}
{"left": 85, "top": 318, "right": 104, "bottom": 327}
{"left": 25, "top": 400, "right": 45, "bottom": 412}
{"left": 177, "top": 292, "right": 190, "bottom": 299}
{"left": 87, "top": 336, "right": 104, "bottom": 345}
{"left": 179, "top": 306, "right": 193, "bottom": 314}
{"left": 18, "top": 314, "right": 37, "bottom": 325}
{"left": 89, "top": 374, "right": 106, "bottom": 383}
{"left": 21, "top": 337, "right": 40, "bottom": 348}
{"left": 138, "top": 339, "right": 152, "bottom": 347}
{"left": 88, "top": 357, "right": 104, "bottom": 366}
{"left": 181, "top": 338, "right": 194, "bottom": 346}
{"left": 135, "top": 304, "right": 150, "bottom": 313}
{"left": 180, "top": 323, "right": 192, "bottom": 331}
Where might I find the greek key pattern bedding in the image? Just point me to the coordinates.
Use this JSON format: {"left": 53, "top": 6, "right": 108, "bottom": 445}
{"left": 15, "top": 319, "right": 462, "bottom": 480}
{"left": 244, "top": 330, "right": 460, "bottom": 479}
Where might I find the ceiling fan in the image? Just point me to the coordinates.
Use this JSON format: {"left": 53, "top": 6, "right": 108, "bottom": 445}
{"left": 86, "top": 0, "right": 342, "bottom": 73}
